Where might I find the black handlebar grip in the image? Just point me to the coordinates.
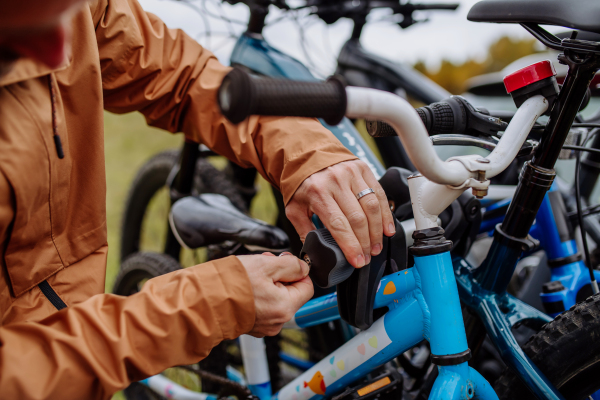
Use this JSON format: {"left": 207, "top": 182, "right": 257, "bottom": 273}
{"left": 365, "top": 120, "right": 398, "bottom": 137}
{"left": 300, "top": 228, "right": 354, "bottom": 288}
{"left": 366, "top": 99, "right": 463, "bottom": 138}
{"left": 218, "top": 68, "right": 347, "bottom": 126}
{"left": 419, "top": 101, "right": 455, "bottom": 135}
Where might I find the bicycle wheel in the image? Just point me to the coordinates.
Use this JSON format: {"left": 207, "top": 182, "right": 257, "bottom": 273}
{"left": 119, "top": 149, "right": 247, "bottom": 265}
{"left": 495, "top": 293, "right": 600, "bottom": 399}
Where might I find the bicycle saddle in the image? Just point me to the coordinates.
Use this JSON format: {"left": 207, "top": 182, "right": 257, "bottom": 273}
{"left": 169, "top": 194, "right": 289, "bottom": 251}
{"left": 468, "top": 0, "right": 600, "bottom": 35}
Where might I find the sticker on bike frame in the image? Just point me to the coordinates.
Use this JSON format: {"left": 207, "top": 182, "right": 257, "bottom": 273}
{"left": 277, "top": 317, "right": 392, "bottom": 400}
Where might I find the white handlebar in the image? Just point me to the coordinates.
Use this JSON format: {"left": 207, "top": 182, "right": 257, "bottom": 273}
{"left": 345, "top": 87, "right": 548, "bottom": 187}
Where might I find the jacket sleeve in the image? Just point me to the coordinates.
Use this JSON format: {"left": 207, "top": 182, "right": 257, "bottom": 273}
{"left": 0, "top": 256, "right": 255, "bottom": 400}
{"left": 92, "top": 0, "right": 357, "bottom": 204}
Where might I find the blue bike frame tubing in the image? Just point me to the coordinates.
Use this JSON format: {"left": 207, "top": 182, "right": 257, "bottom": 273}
{"left": 277, "top": 251, "right": 497, "bottom": 400}
{"left": 465, "top": 48, "right": 600, "bottom": 399}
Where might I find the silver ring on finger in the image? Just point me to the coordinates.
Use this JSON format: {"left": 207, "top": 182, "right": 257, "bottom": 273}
{"left": 356, "top": 188, "right": 375, "bottom": 201}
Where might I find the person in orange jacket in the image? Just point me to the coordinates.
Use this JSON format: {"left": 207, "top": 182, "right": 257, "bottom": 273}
{"left": 0, "top": 0, "right": 395, "bottom": 398}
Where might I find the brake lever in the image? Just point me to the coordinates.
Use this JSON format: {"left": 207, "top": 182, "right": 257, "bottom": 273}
{"left": 430, "top": 134, "right": 538, "bottom": 158}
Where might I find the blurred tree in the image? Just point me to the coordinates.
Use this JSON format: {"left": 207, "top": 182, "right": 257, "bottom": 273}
{"left": 414, "top": 36, "right": 541, "bottom": 94}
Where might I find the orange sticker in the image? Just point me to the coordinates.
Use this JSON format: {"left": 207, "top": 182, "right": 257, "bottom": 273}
{"left": 383, "top": 282, "right": 396, "bottom": 295}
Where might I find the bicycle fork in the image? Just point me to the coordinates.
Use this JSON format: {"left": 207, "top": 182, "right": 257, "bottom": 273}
{"left": 413, "top": 249, "right": 497, "bottom": 400}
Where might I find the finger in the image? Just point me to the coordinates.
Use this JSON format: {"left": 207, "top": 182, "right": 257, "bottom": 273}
{"left": 354, "top": 178, "right": 385, "bottom": 257}
{"left": 285, "top": 202, "right": 316, "bottom": 243}
{"left": 333, "top": 186, "right": 372, "bottom": 264}
{"left": 283, "top": 275, "right": 314, "bottom": 311}
{"left": 262, "top": 252, "right": 276, "bottom": 257}
{"left": 312, "top": 197, "right": 365, "bottom": 268}
{"left": 278, "top": 251, "right": 293, "bottom": 257}
{"left": 269, "top": 256, "right": 310, "bottom": 283}
{"left": 362, "top": 167, "right": 396, "bottom": 238}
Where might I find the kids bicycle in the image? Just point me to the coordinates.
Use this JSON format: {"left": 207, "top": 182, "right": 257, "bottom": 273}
{"left": 118, "top": 1, "right": 593, "bottom": 398}
{"left": 138, "top": 1, "right": 600, "bottom": 398}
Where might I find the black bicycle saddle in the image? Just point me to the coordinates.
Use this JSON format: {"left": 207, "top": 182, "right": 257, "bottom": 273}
{"left": 169, "top": 194, "right": 289, "bottom": 251}
{"left": 468, "top": 0, "right": 600, "bottom": 34}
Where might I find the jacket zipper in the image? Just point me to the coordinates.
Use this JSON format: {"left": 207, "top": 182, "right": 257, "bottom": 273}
{"left": 47, "top": 75, "right": 65, "bottom": 159}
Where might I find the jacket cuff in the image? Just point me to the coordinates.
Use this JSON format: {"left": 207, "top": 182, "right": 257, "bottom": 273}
{"left": 280, "top": 142, "right": 358, "bottom": 205}
{"left": 209, "top": 256, "right": 255, "bottom": 339}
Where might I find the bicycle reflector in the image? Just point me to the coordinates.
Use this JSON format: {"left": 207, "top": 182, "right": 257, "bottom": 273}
{"left": 504, "top": 60, "right": 559, "bottom": 111}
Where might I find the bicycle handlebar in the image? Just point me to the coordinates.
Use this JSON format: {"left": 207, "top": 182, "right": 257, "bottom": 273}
{"left": 366, "top": 96, "right": 508, "bottom": 138}
{"left": 218, "top": 68, "right": 549, "bottom": 187}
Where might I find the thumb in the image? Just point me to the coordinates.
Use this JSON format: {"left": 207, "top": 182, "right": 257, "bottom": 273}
{"left": 269, "top": 255, "right": 310, "bottom": 283}
{"left": 281, "top": 276, "right": 314, "bottom": 311}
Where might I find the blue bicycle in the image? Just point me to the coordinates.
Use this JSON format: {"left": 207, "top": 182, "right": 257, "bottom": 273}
{"left": 212, "top": 0, "right": 600, "bottom": 398}
{"left": 117, "top": 0, "right": 600, "bottom": 398}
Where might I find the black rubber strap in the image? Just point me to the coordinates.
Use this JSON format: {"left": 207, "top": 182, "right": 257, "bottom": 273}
{"left": 38, "top": 280, "right": 67, "bottom": 310}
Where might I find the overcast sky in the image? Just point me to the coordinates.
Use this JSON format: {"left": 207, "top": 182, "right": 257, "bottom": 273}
{"left": 139, "top": 0, "right": 555, "bottom": 78}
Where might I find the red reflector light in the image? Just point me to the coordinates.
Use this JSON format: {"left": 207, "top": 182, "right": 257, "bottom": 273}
{"left": 503, "top": 60, "right": 557, "bottom": 93}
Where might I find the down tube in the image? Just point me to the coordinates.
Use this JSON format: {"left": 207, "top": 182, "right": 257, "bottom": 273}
{"left": 276, "top": 295, "right": 424, "bottom": 400}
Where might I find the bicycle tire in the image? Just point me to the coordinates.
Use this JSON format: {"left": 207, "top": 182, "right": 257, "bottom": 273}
{"left": 119, "top": 149, "right": 247, "bottom": 262}
{"left": 495, "top": 293, "right": 600, "bottom": 399}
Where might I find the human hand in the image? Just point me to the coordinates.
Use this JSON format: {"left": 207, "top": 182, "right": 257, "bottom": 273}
{"left": 238, "top": 252, "right": 313, "bottom": 337}
{"left": 285, "top": 160, "right": 395, "bottom": 268}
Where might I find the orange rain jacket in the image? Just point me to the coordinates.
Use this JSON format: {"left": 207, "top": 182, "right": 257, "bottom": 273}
{"left": 0, "top": 0, "right": 357, "bottom": 398}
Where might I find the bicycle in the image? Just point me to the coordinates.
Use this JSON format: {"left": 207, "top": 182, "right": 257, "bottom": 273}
{"left": 118, "top": 0, "right": 600, "bottom": 396}
{"left": 210, "top": 0, "right": 600, "bottom": 397}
